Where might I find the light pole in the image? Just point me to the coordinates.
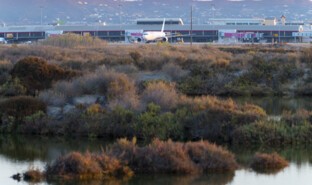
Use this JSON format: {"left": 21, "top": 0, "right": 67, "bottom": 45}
{"left": 118, "top": 4, "right": 122, "bottom": 42}
{"left": 211, "top": 4, "right": 215, "bottom": 21}
{"left": 40, "top": 6, "right": 43, "bottom": 25}
{"left": 279, "top": 26, "right": 280, "bottom": 43}
{"left": 0, "top": 20, "right": 6, "bottom": 27}
{"left": 118, "top": 4, "right": 122, "bottom": 24}
{"left": 190, "top": 5, "right": 193, "bottom": 46}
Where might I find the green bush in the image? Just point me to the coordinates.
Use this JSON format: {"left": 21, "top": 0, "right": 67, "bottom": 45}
{"left": 179, "top": 96, "right": 266, "bottom": 142}
{"left": 85, "top": 106, "right": 136, "bottom": 138}
{"left": 134, "top": 103, "right": 182, "bottom": 140}
{"left": 300, "top": 47, "right": 312, "bottom": 64}
{"left": 232, "top": 119, "right": 312, "bottom": 145}
{"left": 0, "top": 77, "right": 27, "bottom": 96}
{"left": 0, "top": 96, "right": 46, "bottom": 129}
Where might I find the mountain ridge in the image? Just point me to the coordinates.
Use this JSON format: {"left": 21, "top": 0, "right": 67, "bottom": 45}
{"left": 0, "top": 0, "right": 311, "bottom": 25}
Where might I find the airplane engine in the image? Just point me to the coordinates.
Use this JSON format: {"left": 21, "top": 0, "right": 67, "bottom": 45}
{"left": 137, "top": 37, "right": 142, "bottom": 42}
{"left": 162, "top": 37, "right": 168, "bottom": 42}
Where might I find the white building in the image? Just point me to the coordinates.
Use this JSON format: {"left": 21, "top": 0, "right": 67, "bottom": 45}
{"left": 264, "top": 17, "right": 277, "bottom": 26}
{"left": 207, "top": 18, "right": 265, "bottom": 26}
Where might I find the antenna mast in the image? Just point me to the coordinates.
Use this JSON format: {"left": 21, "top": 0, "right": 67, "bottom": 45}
{"left": 190, "top": 5, "right": 193, "bottom": 46}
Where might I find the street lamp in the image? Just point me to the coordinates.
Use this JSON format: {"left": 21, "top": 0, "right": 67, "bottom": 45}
{"left": 40, "top": 6, "right": 43, "bottom": 25}
{"left": 97, "top": 19, "right": 102, "bottom": 38}
{"left": 211, "top": 4, "right": 215, "bottom": 21}
{"left": 190, "top": 5, "right": 193, "bottom": 46}
{"left": 0, "top": 20, "right": 6, "bottom": 27}
{"left": 118, "top": 4, "right": 122, "bottom": 24}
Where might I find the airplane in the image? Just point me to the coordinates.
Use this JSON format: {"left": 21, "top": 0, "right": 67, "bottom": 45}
{"left": 137, "top": 19, "right": 168, "bottom": 43}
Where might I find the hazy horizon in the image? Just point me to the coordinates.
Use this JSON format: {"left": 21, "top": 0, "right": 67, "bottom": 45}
{"left": 1, "top": 0, "right": 312, "bottom": 25}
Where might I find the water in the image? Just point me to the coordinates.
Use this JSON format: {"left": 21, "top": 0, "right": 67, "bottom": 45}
{"left": 233, "top": 96, "right": 312, "bottom": 115}
{"left": 1, "top": 135, "right": 312, "bottom": 185}
{"left": 1, "top": 97, "right": 312, "bottom": 185}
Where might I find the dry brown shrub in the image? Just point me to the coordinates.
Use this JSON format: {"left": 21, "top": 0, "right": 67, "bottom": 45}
{"left": 39, "top": 33, "right": 107, "bottom": 48}
{"left": 282, "top": 109, "right": 312, "bottom": 125}
{"left": 231, "top": 53, "right": 253, "bottom": 69}
{"left": 185, "top": 140, "right": 238, "bottom": 172}
{"left": 142, "top": 81, "right": 179, "bottom": 110}
{"left": 250, "top": 152, "right": 288, "bottom": 173}
{"left": 183, "top": 96, "right": 237, "bottom": 112}
{"left": 40, "top": 67, "right": 139, "bottom": 109}
{"left": 11, "top": 56, "right": 77, "bottom": 95}
{"left": 113, "top": 64, "right": 138, "bottom": 74}
{"left": 129, "top": 51, "right": 142, "bottom": 62}
{"left": 38, "top": 89, "right": 67, "bottom": 106}
{"left": 0, "top": 59, "right": 13, "bottom": 73}
{"left": 93, "top": 153, "right": 134, "bottom": 178}
{"left": 142, "top": 139, "right": 199, "bottom": 174}
{"left": 181, "top": 96, "right": 266, "bottom": 118}
{"left": 161, "top": 62, "right": 189, "bottom": 81}
{"left": 211, "top": 58, "right": 230, "bottom": 68}
{"left": 86, "top": 104, "right": 102, "bottom": 115}
{"left": 0, "top": 59, "right": 13, "bottom": 86}
{"left": 108, "top": 138, "right": 238, "bottom": 174}
{"left": 241, "top": 103, "right": 267, "bottom": 117}
{"left": 107, "top": 138, "right": 139, "bottom": 166}
{"left": 46, "top": 151, "right": 133, "bottom": 180}
{"left": 46, "top": 152, "right": 102, "bottom": 179}
{"left": 23, "top": 168, "right": 45, "bottom": 182}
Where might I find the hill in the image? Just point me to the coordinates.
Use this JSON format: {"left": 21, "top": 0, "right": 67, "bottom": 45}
{"left": 0, "top": 0, "right": 310, "bottom": 25}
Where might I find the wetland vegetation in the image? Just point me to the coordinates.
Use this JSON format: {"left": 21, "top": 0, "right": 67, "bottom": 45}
{"left": 1, "top": 34, "right": 312, "bottom": 182}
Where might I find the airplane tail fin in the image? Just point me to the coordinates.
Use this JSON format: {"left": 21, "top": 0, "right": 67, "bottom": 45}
{"left": 161, "top": 18, "right": 166, "bottom": 32}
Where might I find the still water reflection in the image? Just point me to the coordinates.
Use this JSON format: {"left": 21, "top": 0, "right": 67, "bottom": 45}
{"left": 1, "top": 135, "right": 312, "bottom": 185}
{"left": 1, "top": 97, "right": 312, "bottom": 185}
{"left": 234, "top": 97, "right": 312, "bottom": 115}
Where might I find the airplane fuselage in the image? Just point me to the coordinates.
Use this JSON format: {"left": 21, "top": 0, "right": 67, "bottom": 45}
{"left": 142, "top": 31, "right": 166, "bottom": 42}
{"left": 0, "top": 37, "right": 6, "bottom": 44}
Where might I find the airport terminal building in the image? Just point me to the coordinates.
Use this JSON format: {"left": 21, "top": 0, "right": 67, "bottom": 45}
{"left": 0, "top": 18, "right": 307, "bottom": 44}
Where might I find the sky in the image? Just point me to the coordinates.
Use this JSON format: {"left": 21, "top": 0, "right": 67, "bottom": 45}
{"left": 1, "top": 0, "right": 312, "bottom": 25}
